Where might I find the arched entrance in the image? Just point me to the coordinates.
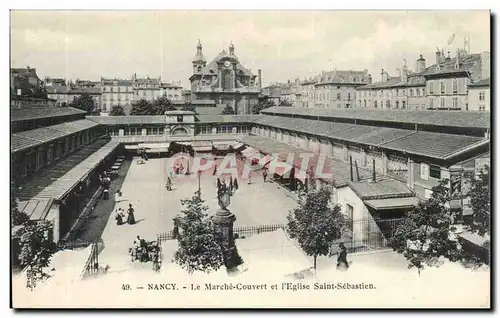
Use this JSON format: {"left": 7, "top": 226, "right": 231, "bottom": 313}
{"left": 171, "top": 127, "right": 189, "bottom": 135}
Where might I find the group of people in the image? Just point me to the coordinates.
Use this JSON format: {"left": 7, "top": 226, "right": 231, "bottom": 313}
{"left": 115, "top": 203, "right": 136, "bottom": 226}
{"left": 130, "top": 235, "right": 161, "bottom": 271}
{"left": 99, "top": 171, "right": 112, "bottom": 200}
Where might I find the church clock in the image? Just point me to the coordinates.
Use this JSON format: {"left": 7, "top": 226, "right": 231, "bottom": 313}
{"left": 224, "top": 60, "right": 231, "bottom": 68}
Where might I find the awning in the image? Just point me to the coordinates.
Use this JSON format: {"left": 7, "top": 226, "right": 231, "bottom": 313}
{"left": 267, "top": 159, "right": 294, "bottom": 177}
{"left": 17, "top": 198, "right": 53, "bottom": 221}
{"left": 364, "top": 197, "right": 420, "bottom": 210}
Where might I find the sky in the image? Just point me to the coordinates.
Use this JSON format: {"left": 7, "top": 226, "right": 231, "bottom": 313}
{"left": 10, "top": 10, "right": 490, "bottom": 88}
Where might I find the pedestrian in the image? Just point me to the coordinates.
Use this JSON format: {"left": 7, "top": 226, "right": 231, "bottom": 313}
{"left": 229, "top": 176, "right": 233, "bottom": 194}
{"left": 336, "top": 243, "right": 349, "bottom": 271}
{"left": 213, "top": 164, "right": 218, "bottom": 176}
{"left": 262, "top": 169, "right": 268, "bottom": 183}
{"left": 233, "top": 178, "right": 239, "bottom": 191}
{"left": 127, "top": 204, "right": 136, "bottom": 225}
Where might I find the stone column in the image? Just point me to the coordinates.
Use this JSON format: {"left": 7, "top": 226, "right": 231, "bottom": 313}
{"left": 212, "top": 208, "right": 236, "bottom": 243}
{"left": 407, "top": 158, "right": 414, "bottom": 190}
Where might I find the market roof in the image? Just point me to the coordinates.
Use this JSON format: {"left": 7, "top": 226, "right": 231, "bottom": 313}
{"left": 86, "top": 116, "right": 165, "bottom": 125}
{"left": 17, "top": 198, "right": 54, "bottom": 220}
{"left": 11, "top": 119, "right": 100, "bottom": 153}
{"left": 364, "top": 197, "right": 420, "bottom": 210}
{"left": 195, "top": 115, "right": 263, "bottom": 123}
{"left": 11, "top": 107, "right": 86, "bottom": 122}
{"left": 349, "top": 176, "right": 414, "bottom": 200}
{"left": 260, "top": 106, "right": 490, "bottom": 129}
{"left": 16, "top": 139, "right": 120, "bottom": 201}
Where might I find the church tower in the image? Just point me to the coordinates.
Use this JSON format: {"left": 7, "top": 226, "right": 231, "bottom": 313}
{"left": 192, "top": 39, "right": 206, "bottom": 74}
{"left": 229, "top": 41, "right": 235, "bottom": 56}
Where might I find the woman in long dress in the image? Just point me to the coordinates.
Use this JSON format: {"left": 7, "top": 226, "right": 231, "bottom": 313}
{"left": 336, "top": 243, "right": 349, "bottom": 271}
{"left": 127, "top": 204, "right": 136, "bottom": 225}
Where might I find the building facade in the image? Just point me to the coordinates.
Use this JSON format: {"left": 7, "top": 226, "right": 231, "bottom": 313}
{"left": 468, "top": 78, "right": 490, "bottom": 112}
{"left": 189, "top": 40, "right": 261, "bottom": 114}
{"left": 161, "top": 82, "right": 183, "bottom": 101}
{"left": 100, "top": 78, "right": 134, "bottom": 113}
{"left": 314, "top": 70, "right": 371, "bottom": 109}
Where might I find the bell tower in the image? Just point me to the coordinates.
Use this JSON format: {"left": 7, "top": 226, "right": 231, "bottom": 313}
{"left": 192, "top": 39, "right": 206, "bottom": 74}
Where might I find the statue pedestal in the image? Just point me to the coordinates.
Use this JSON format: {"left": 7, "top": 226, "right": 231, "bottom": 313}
{"left": 212, "top": 208, "right": 236, "bottom": 243}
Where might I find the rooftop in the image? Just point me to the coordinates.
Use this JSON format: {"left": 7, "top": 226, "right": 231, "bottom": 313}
{"left": 315, "top": 70, "right": 370, "bottom": 86}
{"left": 11, "top": 107, "right": 86, "bottom": 122}
{"left": 260, "top": 106, "right": 490, "bottom": 129}
{"left": 469, "top": 77, "right": 490, "bottom": 87}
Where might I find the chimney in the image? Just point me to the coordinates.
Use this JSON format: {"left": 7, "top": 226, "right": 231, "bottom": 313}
{"left": 435, "top": 48, "right": 442, "bottom": 64}
{"left": 416, "top": 54, "right": 426, "bottom": 73}
{"left": 368, "top": 74, "right": 372, "bottom": 84}
{"left": 401, "top": 63, "right": 408, "bottom": 83}
{"left": 381, "top": 69, "right": 388, "bottom": 82}
{"left": 258, "top": 69, "right": 262, "bottom": 89}
{"left": 349, "top": 156, "right": 354, "bottom": 182}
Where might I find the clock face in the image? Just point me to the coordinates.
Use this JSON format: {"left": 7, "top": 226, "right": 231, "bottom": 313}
{"left": 224, "top": 61, "right": 231, "bottom": 68}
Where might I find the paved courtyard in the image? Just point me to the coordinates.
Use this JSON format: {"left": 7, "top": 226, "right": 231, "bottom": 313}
{"left": 97, "top": 156, "right": 298, "bottom": 268}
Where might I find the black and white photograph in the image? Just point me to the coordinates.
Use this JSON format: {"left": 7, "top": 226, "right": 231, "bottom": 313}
{"left": 9, "top": 9, "right": 491, "bottom": 308}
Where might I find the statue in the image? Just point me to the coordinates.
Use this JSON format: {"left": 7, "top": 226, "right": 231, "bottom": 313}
{"left": 217, "top": 182, "right": 231, "bottom": 211}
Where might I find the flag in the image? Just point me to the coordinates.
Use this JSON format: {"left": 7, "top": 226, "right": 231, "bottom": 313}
{"left": 448, "top": 33, "right": 456, "bottom": 46}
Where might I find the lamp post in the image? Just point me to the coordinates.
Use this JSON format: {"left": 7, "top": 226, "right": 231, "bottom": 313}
{"left": 197, "top": 170, "right": 201, "bottom": 197}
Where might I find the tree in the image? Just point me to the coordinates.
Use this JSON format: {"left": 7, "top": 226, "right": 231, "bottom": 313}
{"left": 466, "top": 165, "right": 490, "bottom": 237}
{"left": 173, "top": 192, "right": 225, "bottom": 274}
{"left": 221, "top": 104, "right": 235, "bottom": 115}
{"left": 252, "top": 99, "right": 275, "bottom": 114}
{"left": 280, "top": 98, "right": 293, "bottom": 107}
{"left": 153, "top": 95, "right": 176, "bottom": 115}
{"left": 286, "top": 186, "right": 346, "bottom": 271}
{"left": 182, "top": 101, "right": 197, "bottom": 114}
{"left": 389, "top": 180, "right": 461, "bottom": 275}
{"left": 15, "top": 220, "right": 56, "bottom": 290}
{"left": 11, "top": 181, "right": 56, "bottom": 289}
{"left": 70, "top": 93, "right": 95, "bottom": 115}
{"left": 109, "top": 105, "right": 125, "bottom": 116}
{"left": 130, "top": 99, "right": 153, "bottom": 115}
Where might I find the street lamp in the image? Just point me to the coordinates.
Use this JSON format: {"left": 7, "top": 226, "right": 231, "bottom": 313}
{"left": 197, "top": 170, "right": 202, "bottom": 197}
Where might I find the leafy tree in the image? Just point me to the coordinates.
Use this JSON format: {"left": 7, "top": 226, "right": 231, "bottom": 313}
{"left": 130, "top": 99, "right": 153, "bottom": 115}
{"left": 252, "top": 99, "right": 275, "bottom": 114}
{"left": 286, "top": 186, "right": 346, "bottom": 270}
{"left": 69, "top": 93, "right": 95, "bottom": 115}
{"left": 109, "top": 105, "right": 125, "bottom": 116}
{"left": 15, "top": 220, "right": 56, "bottom": 290}
{"left": 153, "top": 95, "right": 176, "bottom": 115}
{"left": 389, "top": 180, "right": 461, "bottom": 275}
{"left": 466, "top": 165, "right": 490, "bottom": 237}
{"left": 182, "top": 101, "right": 197, "bottom": 114}
{"left": 173, "top": 192, "right": 225, "bottom": 274}
{"left": 221, "top": 104, "right": 235, "bottom": 115}
{"left": 280, "top": 98, "right": 293, "bottom": 107}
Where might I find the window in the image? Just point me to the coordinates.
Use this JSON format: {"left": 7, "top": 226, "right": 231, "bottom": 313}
{"left": 177, "top": 115, "right": 183, "bottom": 123}
{"left": 429, "top": 83, "right": 434, "bottom": 94}
{"left": 479, "top": 92, "right": 485, "bottom": 101}
{"left": 410, "top": 89, "right": 413, "bottom": 97}
{"left": 347, "top": 93, "right": 351, "bottom": 101}
{"left": 440, "top": 97, "right": 445, "bottom": 108}
{"left": 152, "top": 127, "right": 158, "bottom": 135}
{"left": 452, "top": 79, "right": 458, "bottom": 93}
{"left": 159, "top": 128, "right": 164, "bottom": 135}
{"left": 386, "top": 100, "right": 390, "bottom": 108}
{"left": 130, "top": 128, "right": 137, "bottom": 136}
{"left": 346, "top": 203, "right": 354, "bottom": 222}
{"left": 479, "top": 105, "right": 485, "bottom": 111}
{"left": 146, "top": 128, "right": 152, "bottom": 135}
{"left": 363, "top": 100, "right": 366, "bottom": 107}
{"left": 337, "top": 103, "right": 341, "bottom": 109}
{"left": 453, "top": 97, "right": 458, "bottom": 108}
{"left": 429, "top": 98, "right": 434, "bottom": 108}
{"left": 440, "top": 81, "right": 445, "bottom": 94}
{"left": 124, "top": 128, "right": 129, "bottom": 136}
{"left": 429, "top": 165, "right": 441, "bottom": 179}
{"left": 395, "top": 101, "right": 399, "bottom": 109}
{"left": 374, "top": 101, "right": 377, "bottom": 108}
{"left": 422, "top": 89, "right": 426, "bottom": 95}
{"left": 402, "top": 101, "right": 406, "bottom": 109}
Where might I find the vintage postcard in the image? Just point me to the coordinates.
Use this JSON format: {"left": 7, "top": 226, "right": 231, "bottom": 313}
{"left": 10, "top": 10, "right": 491, "bottom": 309}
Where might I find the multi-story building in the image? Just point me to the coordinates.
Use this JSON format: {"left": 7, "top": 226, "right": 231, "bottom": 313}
{"left": 45, "top": 77, "right": 67, "bottom": 88}
{"left": 100, "top": 78, "right": 134, "bottom": 113}
{"left": 468, "top": 78, "right": 490, "bottom": 112}
{"left": 299, "top": 78, "right": 317, "bottom": 108}
{"left": 357, "top": 48, "right": 490, "bottom": 112}
{"left": 160, "top": 82, "right": 183, "bottom": 101}
{"left": 11, "top": 67, "right": 55, "bottom": 108}
{"left": 132, "top": 75, "right": 161, "bottom": 102}
{"left": 189, "top": 40, "right": 261, "bottom": 114}
{"left": 422, "top": 49, "right": 490, "bottom": 111}
{"left": 314, "top": 70, "right": 371, "bottom": 109}
{"left": 47, "top": 85, "right": 102, "bottom": 109}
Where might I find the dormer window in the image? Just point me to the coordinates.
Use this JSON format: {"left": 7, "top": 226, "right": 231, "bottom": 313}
{"left": 177, "top": 115, "right": 183, "bottom": 123}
